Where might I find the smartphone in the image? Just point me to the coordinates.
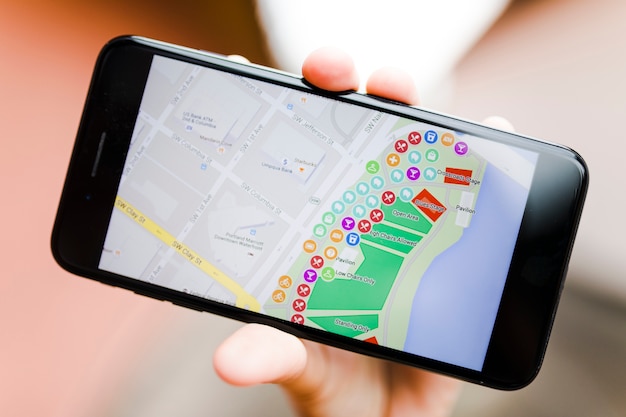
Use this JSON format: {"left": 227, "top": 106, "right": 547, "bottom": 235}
{"left": 51, "top": 36, "right": 588, "bottom": 390}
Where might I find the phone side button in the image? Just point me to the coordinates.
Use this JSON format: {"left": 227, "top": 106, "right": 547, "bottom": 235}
{"left": 129, "top": 289, "right": 167, "bottom": 302}
{"left": 172, "top": 300, "right": 203, "bottom": 312}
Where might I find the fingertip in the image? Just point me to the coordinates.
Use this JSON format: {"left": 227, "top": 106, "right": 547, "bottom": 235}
{"left": 302, "top": 46, "right": 360, "bottom": 92}
{"left": 366, "top": 67, "right": 420, "bottom": 106}
{"left": 482, "top": 115, "right": 515, "bottom": 132}
{"left": 227, "top": 54, "right": 250, "bottom": 64}
{"left": 213, "top": 323, "right": 307, "bottom": 386}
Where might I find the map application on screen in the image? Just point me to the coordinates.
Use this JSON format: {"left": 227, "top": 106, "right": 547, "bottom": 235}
{"left": 99, "top": 56, "right": 538, "bottom": 371}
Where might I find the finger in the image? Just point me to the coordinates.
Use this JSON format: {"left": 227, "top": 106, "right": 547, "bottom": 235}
{"left": 482, "top": 115, "right": 515, "bottom": 132}
{"left": 213, "top": 323, "right": 307, "bottom": 386}
{"left": 227, "top": 54, "right": 250, "bottom": 64}
{"left": 302, "top": 46, "right": 360, "bottom": 92}
{"left": 213, "top": 324, "right": 349, "bottom": 404}
{"left": 366, "top": 66, "right": 420, "bottom": 106}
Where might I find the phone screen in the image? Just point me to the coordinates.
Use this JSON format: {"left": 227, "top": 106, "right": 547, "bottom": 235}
{"left": 98, "top": 54, "right": 539, "bottom": 372}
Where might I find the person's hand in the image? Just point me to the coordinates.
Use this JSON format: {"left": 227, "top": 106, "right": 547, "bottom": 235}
{"left": 215, "top": 47, "right": 515, "bottom": 417}
{"left": 215, "top": 323, "right": 461, "bottom": 417}
{"left": 213, "top": 47, "right": 491, "bottom": 417}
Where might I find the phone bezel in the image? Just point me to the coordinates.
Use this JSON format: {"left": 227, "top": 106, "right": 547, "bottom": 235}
{"left": 51, "top": 36, "right": 588, "bottom": 390}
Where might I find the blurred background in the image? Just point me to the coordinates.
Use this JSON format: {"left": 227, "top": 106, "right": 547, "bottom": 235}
{"left": 1, "top": 0, "right": 624, "bottom": 416}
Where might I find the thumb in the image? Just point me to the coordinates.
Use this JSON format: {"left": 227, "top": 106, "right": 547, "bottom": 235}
{"left": 213, "top": 323, "right": 308, "bottom": 386}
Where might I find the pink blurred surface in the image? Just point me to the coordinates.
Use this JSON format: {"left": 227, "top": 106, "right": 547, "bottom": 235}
{"left": 0, "top": 2, "right": 264, "bottom": 415}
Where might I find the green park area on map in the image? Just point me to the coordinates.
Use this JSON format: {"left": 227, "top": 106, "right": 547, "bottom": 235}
{"left": 307, "top": 243, "right": 403, "bottom": 311}
{"left": 308, "top": 314, "right": 379, "bottom": 338}
{"left": 304, "top": 197, "right": 437, "bottom": 337}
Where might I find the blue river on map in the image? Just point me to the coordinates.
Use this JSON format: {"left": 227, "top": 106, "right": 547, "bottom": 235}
{"left": 403, "top": 163, "right": 530, "bottom": 371}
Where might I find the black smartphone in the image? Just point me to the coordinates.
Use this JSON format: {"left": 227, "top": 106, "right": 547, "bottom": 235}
{"left": 51, "top": 36, "right": 588, "bottom": 390}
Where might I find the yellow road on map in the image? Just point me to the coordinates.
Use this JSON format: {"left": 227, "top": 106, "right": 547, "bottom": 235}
{"left": 115, "top": 196, "right": 260, "bottom": 311}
